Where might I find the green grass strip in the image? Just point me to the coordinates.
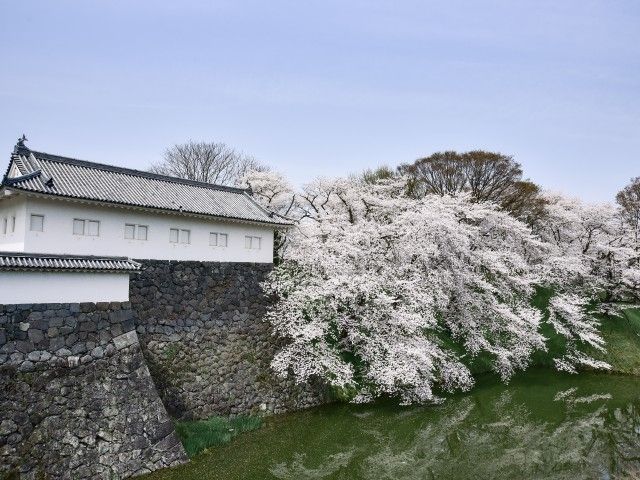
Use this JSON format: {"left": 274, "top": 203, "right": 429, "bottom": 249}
{"left": 175, "top": 415, "right": 263, "bottom": 457}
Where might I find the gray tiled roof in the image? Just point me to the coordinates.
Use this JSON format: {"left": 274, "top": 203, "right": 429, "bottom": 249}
{"left": 0, "top": 252, "right": 141, "bottom": 272}
{"left": 2, "top": 147, "right": 289, "bottom": 226}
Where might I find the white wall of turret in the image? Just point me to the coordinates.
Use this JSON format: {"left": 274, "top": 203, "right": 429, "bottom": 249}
{"left": 0, "top": 193, "right": 275, "bottom": 263}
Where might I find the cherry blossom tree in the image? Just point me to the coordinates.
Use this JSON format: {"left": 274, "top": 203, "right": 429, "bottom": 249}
{"left": 617, "top": 177, "right": 640, "bottom": 245}
{"left": 535, "top": 192, "right": 639, "bottom": 309}
{"left": 242, "top": 170, "right": 299, "bottom": 261}
{"left": 531, "top": 192, "right": 640, "bottom": 371}
{"left": 243, "top": 170, "right": 297, "bottom": 218}
{"left": 244, "top": 170, "right": 623, "bottom": 404}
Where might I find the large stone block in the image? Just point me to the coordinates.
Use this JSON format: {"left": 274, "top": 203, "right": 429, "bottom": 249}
{"left": 113, "top": 331, "right": 138, "bottom": 350}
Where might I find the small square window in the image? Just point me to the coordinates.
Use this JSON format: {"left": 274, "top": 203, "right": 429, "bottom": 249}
{"left": 169, "top": 228, "right": 179, "bottom": 243}
{"left": 137, "top": 225, "right": 148, "bottom": 240}
{"left": 30, "top": 214, "right": 44, "bottom": 232}
{"left": 73, "top": 219, "right": 85, "bottom": 235}
{"left": 210, "top": 232, "right": 228, "bottom": 247}
{"left": 254, "top": 237, "right": 261, "bottom": 250}
{"left": 73, "top": 218, "right": 100, "bottom": 236}
{"left": 126, "top": 224, "right": 148, "bottom": 240}
{"left": 245, "top": 235, "right": 261, "bottom": 250}
{"left": 179, "top": 229, "right": 190, "bottom": 244}
{"left": 87, "top": 220, "right": 100, "bottom": 236}
{"left": 125, "top": 224, "right": 136, "bottom": 239}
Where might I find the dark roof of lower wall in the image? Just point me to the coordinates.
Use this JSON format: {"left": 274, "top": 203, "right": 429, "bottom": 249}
{"left": 0, "top": 252, "right": 141, "bottom": 273}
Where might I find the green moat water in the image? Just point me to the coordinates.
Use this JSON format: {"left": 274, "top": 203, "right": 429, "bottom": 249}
{"left": 145, "top": 370, "right": 640, "bottom": 480}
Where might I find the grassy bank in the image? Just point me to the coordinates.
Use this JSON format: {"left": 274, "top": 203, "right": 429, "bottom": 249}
{"left": 175, "top": 415, "right": 262, "bottom": 457}
{"left": 528, "top": 288, "right": 640, "bottom": 375}
{"left": 526, "top": 305, "right": 640, "bottom": 375}
{"left": 464, "top": 288, "right": 640, "bottom": 376}
{"left": 595, "top": 308, "right": 640, "bottom": 374}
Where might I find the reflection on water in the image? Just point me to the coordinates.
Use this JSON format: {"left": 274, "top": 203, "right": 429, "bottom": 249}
{"left": 270, "top": 451, "right": 356, "bottom": 479}
{"left": 359, "top": 391, "right": 628, "bottom": 480}
{"left": 148, "top": 370, "right": 640, "bottom": 480}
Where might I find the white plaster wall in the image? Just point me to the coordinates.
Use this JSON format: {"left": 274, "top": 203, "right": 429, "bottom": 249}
{"left": 0, "top": 271, "right": 131, "bottom": 304}
{"left": 22, "top": 196, "right": 275, "bottom": 262}
{"left": 0, "top": 194, "right": 27, "bottom": 252}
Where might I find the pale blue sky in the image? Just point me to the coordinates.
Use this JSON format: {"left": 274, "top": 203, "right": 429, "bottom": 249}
{"left": 1, "top": 0, "right": 638, "bottom": 201}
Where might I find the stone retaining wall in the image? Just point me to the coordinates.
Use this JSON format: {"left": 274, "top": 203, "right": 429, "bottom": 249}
{"left": 130, "top": 260, "right": 328, "bottom": 419}
{"left": 0, "top": 302, "right": 187, "bottom": 479}
{"left": 0, "top": 261, "right": 330, "bottom": 478}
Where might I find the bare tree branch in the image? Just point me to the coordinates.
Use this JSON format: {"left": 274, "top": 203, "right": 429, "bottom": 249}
{"left": 150, "top": 140, "right": 268, "bottom": 186}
